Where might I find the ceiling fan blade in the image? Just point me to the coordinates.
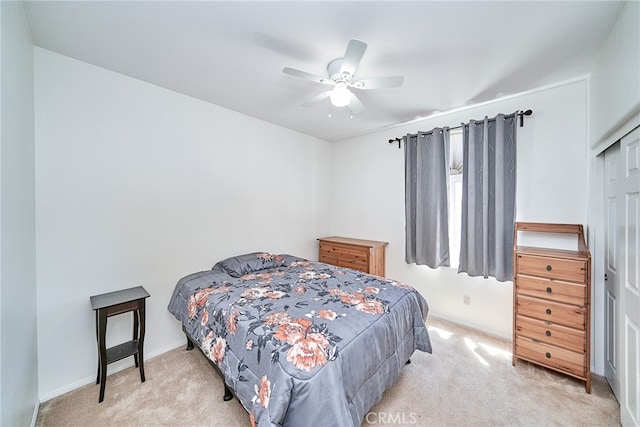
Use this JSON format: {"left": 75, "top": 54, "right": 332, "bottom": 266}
{"left": 301, "top": 91, "right": 331, "bottom": 107}
{"left": 349, "top": 93, "right": 365, "bottom": 114}
{"left": 340, "top": 39, "right": 367, "bottom": 77}
{"left": 351, "top": 76, "right": 404, "bottom": 90}
{"left": 283, "top": 67, "right": 333, "bottom": 86}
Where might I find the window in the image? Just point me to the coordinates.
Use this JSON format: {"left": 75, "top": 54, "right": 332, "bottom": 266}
{"left": 448, "top": 129, "right": 463, "bottom": 268}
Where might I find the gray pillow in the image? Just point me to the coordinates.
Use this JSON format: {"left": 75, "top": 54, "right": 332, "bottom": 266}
{"left": 212, "top": 252, "right": 287, "bottom": 277}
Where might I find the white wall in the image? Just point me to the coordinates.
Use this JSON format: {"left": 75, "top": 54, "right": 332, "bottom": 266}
{"left": 590, "top": 0, "right": 640, "bottom": 150}
{"left": 588, "top": 0, "right": 640, "bottom": 376}
{"left": 328, "top": 79, "right": 589, "bottom": 339}
{"left": 0, "top": 1, "right": 39, "bottom": 425}
{"left": 34, "top": 48, "right": 330, "bottom": 400}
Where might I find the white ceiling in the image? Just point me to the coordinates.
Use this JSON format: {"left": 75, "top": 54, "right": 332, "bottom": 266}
{"left": 23, "top": 1, "right": 625, "bottom": 142}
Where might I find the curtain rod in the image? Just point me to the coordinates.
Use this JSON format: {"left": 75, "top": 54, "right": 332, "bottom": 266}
{"left": 388, "top": 109, "right": 533, "bottom": 149}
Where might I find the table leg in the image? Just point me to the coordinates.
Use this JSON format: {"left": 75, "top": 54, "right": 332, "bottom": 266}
{"left": 95, "top": 310, "right": 100, "bottom": 384}
{"left": 138, "top": 299, "right": 146, "bottom": 383}
{"left": 133, "top": 309, "right": 139, "bottom": 368}
{"left": 98, "top": 309, "right": 108, "bottom": 403}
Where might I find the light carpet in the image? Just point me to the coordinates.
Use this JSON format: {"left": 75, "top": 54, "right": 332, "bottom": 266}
{"left": 36, "top": 317, "right": 620, "bottom": 426}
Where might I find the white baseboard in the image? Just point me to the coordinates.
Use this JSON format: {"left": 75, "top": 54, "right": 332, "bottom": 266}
{"left": 427, "top": 312, "right": 513, "bottom": 341}
{"left": 30, "top": 400, "right": 40, "bottom": 427}
{"left": 38, "top": 339, "right": 186, "bottom": 403}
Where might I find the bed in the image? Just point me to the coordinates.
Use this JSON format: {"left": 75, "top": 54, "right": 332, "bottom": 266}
{"left": 167, "top": 252, "right": 432, "bottom": 426}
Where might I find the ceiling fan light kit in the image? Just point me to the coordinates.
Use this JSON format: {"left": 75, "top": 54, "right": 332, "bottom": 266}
{"left": 283, "top": 39, "right": 404, "bottom": 115}
{"left": 329, "top": 83, "right": 352, "bottom": 107}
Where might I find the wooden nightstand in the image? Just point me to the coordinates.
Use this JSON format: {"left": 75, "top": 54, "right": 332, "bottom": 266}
{"left": 318, "top": 236, "right": 388, "bottom": 276}
{"left": 90, "top": 286, "right": 150, "bottom": 403}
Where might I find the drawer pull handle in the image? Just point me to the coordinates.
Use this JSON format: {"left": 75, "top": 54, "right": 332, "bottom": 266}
{"left": 545, "top": 352, "right": 551, "bottom": 359}
{"left": 545, "top": 308, "right": 552, "bottom": 315}
{"left": 546, "top": 287, "right": 552, "bottom": 293}
{"left": 546, "top": 265, "right": 552, "bottom": 271}
{"left": 545, "top": 330, "right": 551, "bottom": 337}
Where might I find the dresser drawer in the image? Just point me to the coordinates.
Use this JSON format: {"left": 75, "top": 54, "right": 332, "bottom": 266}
{"left": 319, "top": 243, "right": 369, "bottom": 271}
{"left": 516, "top": 336, "right": 586, "bottom": 378}
{"left": 516, "top": 254, "right": 586, "bottom": 283}
{"left": 516, "top": 296, "right": 585, "bottom": 329}
{"left": 516, "top": 275, "right": 586, "bottom": 306}
{"left": 515, "top": 315, "right": 585, "bottom": 352}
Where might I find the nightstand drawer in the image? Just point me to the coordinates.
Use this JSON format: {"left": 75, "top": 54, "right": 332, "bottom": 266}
{"left": 319, "top": 244, "right": 369, "bottom": 269}
{"left": 320, "top": 243, "right": 369, "bottom": 260}
{"left": 515, "top": 315, "right": 585, "bottom": 352}
{"left": 324, "top": 258, "right": 369, "bottom": 273}
{"left": 516, "top": 296, "right": 585, "bottom": 329}
{"left": 516, "top": 275, "right": 586, "bottom": 306}
{"left": 516, "top": 336, "right": 585, "bottom": 378}
{"left": 517, "top": 254, "right": 586, "bottom": 283}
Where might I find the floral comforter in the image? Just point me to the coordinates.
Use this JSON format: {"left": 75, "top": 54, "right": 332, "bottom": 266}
{"left": 167, "top": 253, "right": 431, "bottom": 427}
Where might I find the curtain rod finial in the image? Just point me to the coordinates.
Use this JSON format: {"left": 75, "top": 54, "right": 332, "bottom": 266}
{"left": 519, "top": 109, "right": 533, "bottom": 127}
{"left": 388, "top": 137, "right": 402, "bottom": 149}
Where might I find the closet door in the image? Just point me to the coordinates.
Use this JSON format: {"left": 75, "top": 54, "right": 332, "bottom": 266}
{"left": 604, "top": 142, "right": 620, "bottom": 399}
{"left": 620, "top": 126, "right": 639, "bottom": 427}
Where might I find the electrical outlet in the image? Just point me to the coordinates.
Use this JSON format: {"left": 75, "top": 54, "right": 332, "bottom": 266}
{"left": 464, "top": 295, "right": 471, "bottom": 305}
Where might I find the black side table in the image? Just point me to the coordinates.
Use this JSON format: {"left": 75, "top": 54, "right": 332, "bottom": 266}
{"left": 90, "top": 286, "right": 150, "bottom": 403}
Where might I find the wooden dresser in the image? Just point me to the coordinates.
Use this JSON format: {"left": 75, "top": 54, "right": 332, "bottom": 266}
{"left": 318, "top": 236, "right": 388, "bottom": 277}
{"left": 512, "top": 222, "right": 591, "bottom": 393}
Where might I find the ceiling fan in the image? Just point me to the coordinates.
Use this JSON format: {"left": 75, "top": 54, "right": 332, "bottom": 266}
{"left": 283, "top": 39, "right": 404, "bottom": 115}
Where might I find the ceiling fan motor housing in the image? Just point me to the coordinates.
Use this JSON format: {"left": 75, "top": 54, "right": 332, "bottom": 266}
{"left": 327, "top": 58, "right": 351, "bottom": 83}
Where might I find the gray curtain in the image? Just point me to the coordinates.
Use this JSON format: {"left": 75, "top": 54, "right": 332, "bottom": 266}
{"left": 405, "top": 128, "right": 450, "bottom": 268}
{"left": 458, "top": 113, "right": 517, "bottom": 282}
